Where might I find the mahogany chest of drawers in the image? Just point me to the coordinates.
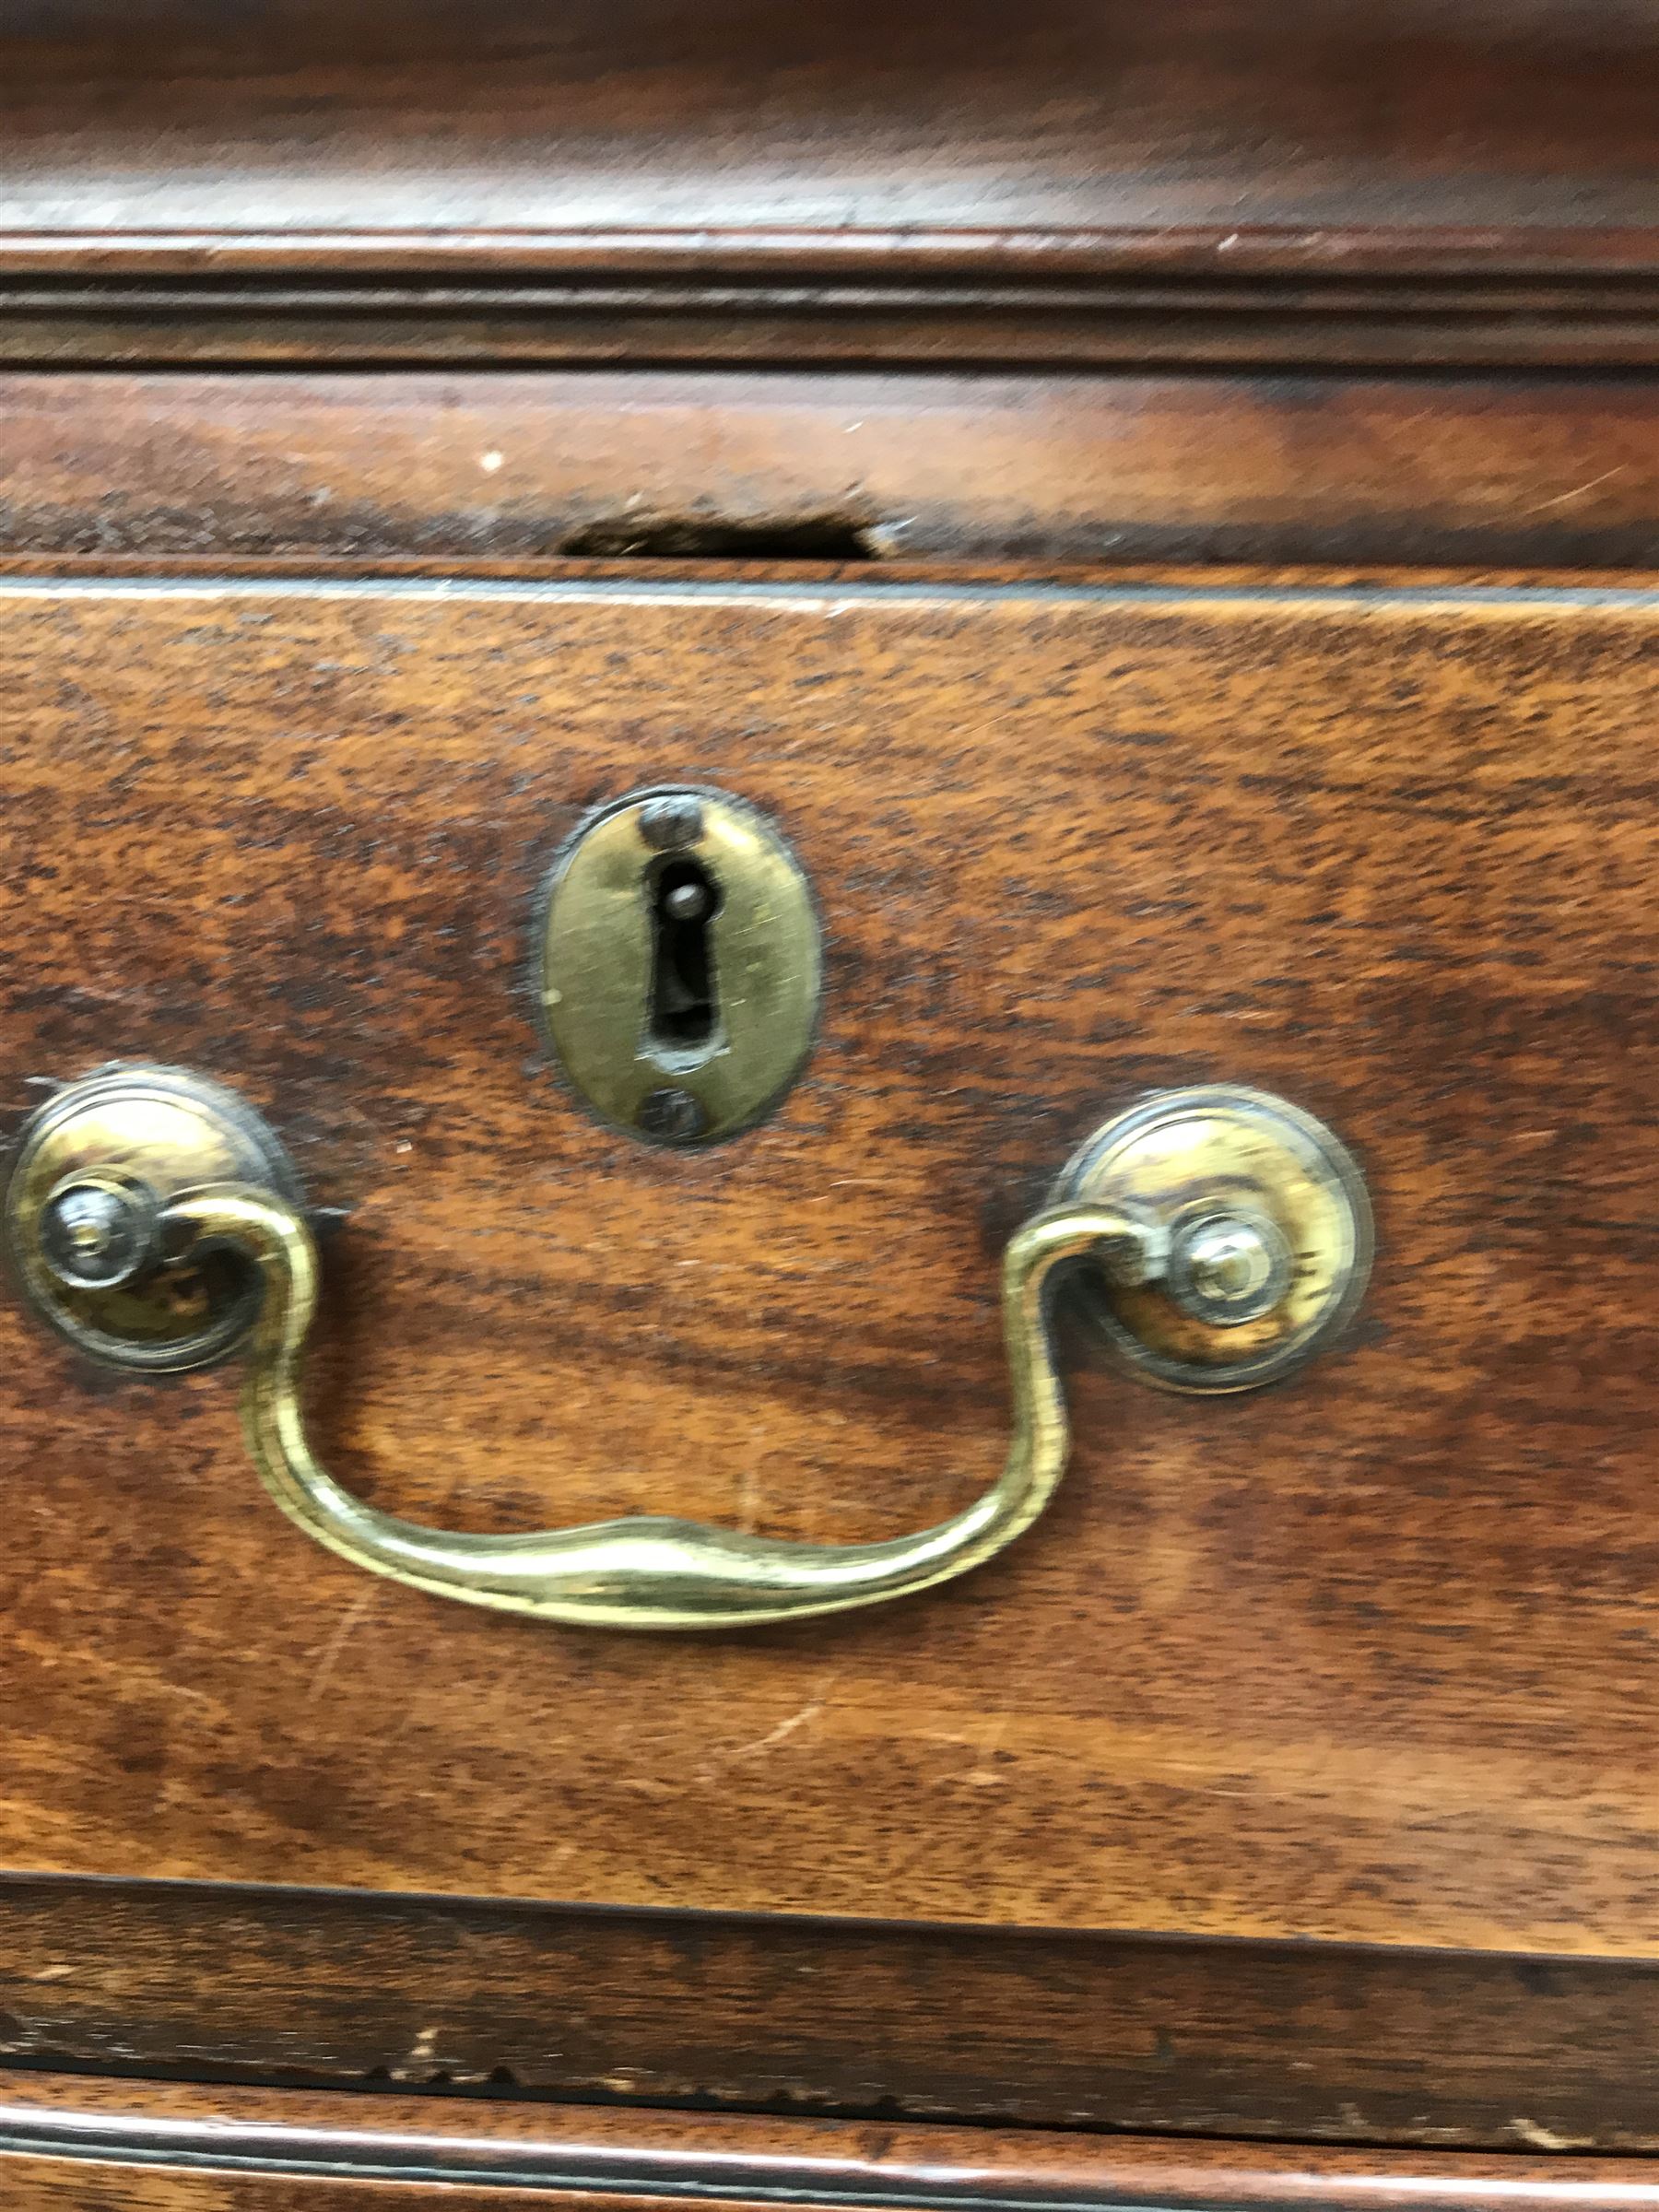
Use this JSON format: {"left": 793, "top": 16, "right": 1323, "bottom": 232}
{"left": 3, "top": 3, "right": 1659, "bottom": 2203}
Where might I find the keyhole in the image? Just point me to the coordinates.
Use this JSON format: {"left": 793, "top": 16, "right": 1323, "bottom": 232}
{"left": 647, "top": 856, "right": 723, "bottom": 1059}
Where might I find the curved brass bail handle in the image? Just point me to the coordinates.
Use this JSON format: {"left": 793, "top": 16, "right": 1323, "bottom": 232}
{"left": 162, "top": 1186, "right": 1159, "bottom": 1630}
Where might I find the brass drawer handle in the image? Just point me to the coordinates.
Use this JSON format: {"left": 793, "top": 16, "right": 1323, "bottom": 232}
{"left": 5, "top": 1068, "right": 1369, "bottom": 1630}
{"left": 172, "top": 1182, "right": 1149, "bottom": 1630}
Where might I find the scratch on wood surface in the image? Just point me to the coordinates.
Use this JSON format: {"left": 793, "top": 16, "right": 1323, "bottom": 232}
{"left": 722, "top": 1701, "right": 826, "bottom": 1762}
{"left": 963, "top": 1710, "right": 1012, "bottom": 1787}
{"left": 1518, "top": 464, "right": 1628, "bottom": 514}
{"left": 695, "top": 1678, "right": 841, "bottom": 1783}
{"left": 735, "top": 1455, "right": 762, "bottom": 1535}
{"left": 1510, "top": 2118, "right": 1585, "bottom": 2150}
{"left": 302, "top": 1586, "right": 379, "bottom": 1707}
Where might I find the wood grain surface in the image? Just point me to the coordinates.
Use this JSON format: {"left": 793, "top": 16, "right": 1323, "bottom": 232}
{"left": 6, "top": 2073, "right": 1659, "bottom": 2208}
{"left": 9, "top": 372, "right": 1659, "bottom": 569}
{"left": 2, "top": 573, "right": 1659, "bottom": 1955}
{"left": 8, "top": 2073, "right": 1659, "bottom": 2208}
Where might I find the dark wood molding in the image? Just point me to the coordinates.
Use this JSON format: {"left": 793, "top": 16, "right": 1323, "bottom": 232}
{"left": 7, "top": 245, "right": 1659, "bottom": 368}
{"left": 6, "top": 2076, "right": 1659, "bottom": 2208}
{"left": 10, "top": 229, "right": 1659, "bottom": 280}
{"left": 0, "top": 1876, "right": 1655, "bottom": 2151}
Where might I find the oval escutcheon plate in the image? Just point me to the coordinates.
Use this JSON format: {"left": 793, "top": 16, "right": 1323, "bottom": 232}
{"left": 536, "top": 786, "right": 821, "bottom": 1147}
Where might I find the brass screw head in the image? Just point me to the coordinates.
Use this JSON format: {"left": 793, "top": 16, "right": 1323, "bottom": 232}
{"left": 39, "top": 1175, "right": 158, "bottom": 1292}
{"left": 636, "top": 1087, "right": 708, "bottom": 1145}
{"left": 1167, "top": 1209, "right": 1292, "bottom": 1328}
{"left": 638, "top": 795, "right": 706, "bottom": 852}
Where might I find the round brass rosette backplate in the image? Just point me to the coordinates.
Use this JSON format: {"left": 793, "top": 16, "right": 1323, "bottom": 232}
{"left": 1051, "top": 1084, "right": 1372, "bottom": 1394}
{"left": 5, "top": 1064, "right": 302, "bottom": 1372}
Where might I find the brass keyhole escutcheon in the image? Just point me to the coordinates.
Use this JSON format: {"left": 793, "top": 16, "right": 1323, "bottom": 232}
{"left": 536, "top": 786, "right": 821, "bottom": 1147}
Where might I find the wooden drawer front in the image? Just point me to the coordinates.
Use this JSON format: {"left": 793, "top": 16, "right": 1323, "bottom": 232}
{"left": 0, "top": 573, "right": 1653, "bottom": 1958}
